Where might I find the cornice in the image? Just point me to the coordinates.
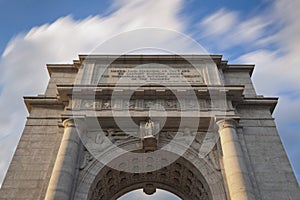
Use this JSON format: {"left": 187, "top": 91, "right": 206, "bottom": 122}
{"left": 234, "top": 97, "right": 278, "bottom": 113}
{"left": 46, "top": 64, "right": 78, "bottom": 77}
{"left": 223, "top": 64, "right": 255, "bottom": 77}
{"left": 24, "top": 96, "right": 63, "bottom": 112}
{"left": 77, "top": 54, "right": 224, "bottom": 65}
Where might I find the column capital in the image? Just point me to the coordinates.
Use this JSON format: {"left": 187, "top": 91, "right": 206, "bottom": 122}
{"left": 216, "top": 118, "right": 238, "bottom": 130}
{"left": 62, "top": 117, "right": 86, "bottom": 129}
{"left": 62, "top": 118, "right": 75, "bottom": 128}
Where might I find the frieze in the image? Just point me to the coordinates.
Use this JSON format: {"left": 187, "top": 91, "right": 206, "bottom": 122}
{"left": 81, "top": 99, "right": 94, "bottom": 109}
{"left": 72, "top": 99, "right": 81, "bottom": 110}
{"left": 102, "top": 100, "right": 111, "bottom": 109}
{"left": 94, "top": 99, "right": 102, "bottom": 110}
{"left": 74, "top": 98, "right": 229, "bottom": 111}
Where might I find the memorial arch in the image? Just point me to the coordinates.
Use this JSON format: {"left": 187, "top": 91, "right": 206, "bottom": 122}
{"left": 85, "top": 152, "right": 216, "bottom": 200}
{"left": 76, "top": 145, "right": 225, "bottom": 200}
{"left": 0, "top": 55, "right": 299, "bottom": 200}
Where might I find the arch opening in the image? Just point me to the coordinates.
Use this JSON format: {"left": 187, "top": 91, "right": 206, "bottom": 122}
{"left": 87, "top": 150, "right": 213, "bottom": 200}
{"left": 117, "top": 188, "right": 181, "bottom": 200}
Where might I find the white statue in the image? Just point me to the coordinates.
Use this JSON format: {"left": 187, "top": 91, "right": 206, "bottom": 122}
{"left": 144, "top": 119, "right": 155, "bottom": 137}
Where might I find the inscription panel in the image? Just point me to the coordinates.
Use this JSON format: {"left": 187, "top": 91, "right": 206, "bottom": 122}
{"left": 92, "top": 64, "right": 205, "bottom": 85}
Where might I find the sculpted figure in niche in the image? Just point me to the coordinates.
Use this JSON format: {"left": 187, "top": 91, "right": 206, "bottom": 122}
{"left": 144, "top": 119, "right": 155, "bottom": 138}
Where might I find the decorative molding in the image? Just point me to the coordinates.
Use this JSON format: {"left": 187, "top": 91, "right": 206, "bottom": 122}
{"left": 79, "top": 149, "right": 94, "bottom": 170}
{"left": 206, "top": 145, "right": 221, "bottom": 171}
{"left": 62, "top": 118, "right": 75, "bottom": 128}
{"left": 90, "top": 159, "right": 209, "bottom": 200}
{"left": 216, "top": 118, "right": 238, "bottom": 129}
{"left": 74, "top": 98, "right": 230, "bottom": 111}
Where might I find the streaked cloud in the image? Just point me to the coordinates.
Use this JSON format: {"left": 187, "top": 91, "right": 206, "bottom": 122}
{"left": 196, "top": 0, "right": 300, "bottom": 183}
{"left": 0, "top": 0, "right": 186, "bottom": 187}
{"left": 200, "top": 8, "right": 238, "bottom": 36}
{"left": 198, "top": 8, "right": 272, "bottom": 50}
{"left": 0, "top": 0, "right": 299, "bottom": 193}
{"left": 236, "top": 0, "right": 300, "bottom": 182}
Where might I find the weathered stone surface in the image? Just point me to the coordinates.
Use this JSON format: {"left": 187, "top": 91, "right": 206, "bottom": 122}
{"left": 0, "top": 55, "right": 299, "bottom": 200}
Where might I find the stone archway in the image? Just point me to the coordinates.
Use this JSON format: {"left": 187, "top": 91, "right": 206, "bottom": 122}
{"left": 118, "top": 188, "right": 181, "bottom": 199}
{"left": 74, "top": 147, "right": 227, "bottom": 200}
{"left": 88, "top": 156, "right": 211, "bottom": 200}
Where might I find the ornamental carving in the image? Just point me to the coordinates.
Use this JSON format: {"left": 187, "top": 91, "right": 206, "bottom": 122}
{"left": 102, "top": 100, "right": 111, "bottom": 109}
{"left": 79, "top": 149, "right": 94, "bottom": 170}
{"left": 94, "top": 100, "right": 102, "bottom": 110}
{"left": 81, "top": 100, "right": 93, "bottom": 109}
{"left": 206, "top": 145, "right": 221, "bottom": 171}
{"left": 165, "top": 100, "right": 177, "bottom": 109}
{"left": 76, "top": 98, "right": 228, "bottom": 111}
{"left": 72, "top": 99, "right": 81, "bottom": 109}
{"left": 90, "top": 159, "right": 209, "bottom": 200}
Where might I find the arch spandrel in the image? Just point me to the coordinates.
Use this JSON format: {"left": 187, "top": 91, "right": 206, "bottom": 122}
{"left": 74, "top": 141, "right": 227, "bottom": 200}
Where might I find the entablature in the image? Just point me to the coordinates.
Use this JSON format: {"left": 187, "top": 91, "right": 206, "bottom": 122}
{"left": 222, "top": 64, "right": 255, "bottom": 77}
{"left": 56, "top": 84, "right": 245, "bottom": 102}
{"left": 24, "top": 96, "right": 64, "bottom": 112}
{"left": 234, "top": 97, "right": 278, "bottom": 113}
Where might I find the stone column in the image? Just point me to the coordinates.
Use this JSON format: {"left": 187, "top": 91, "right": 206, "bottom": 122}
{"left": 216, "top": 119, "right": 255, "bottom": 200}
{"left": 45, "top": 118, "right": 81, "bottom": 200}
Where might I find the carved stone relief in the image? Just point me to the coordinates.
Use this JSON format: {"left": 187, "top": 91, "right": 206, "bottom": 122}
{"left": 165, "top": 100, "right": 177, "bottom": 109}
{"left": 76, "top": 98, "right": 228, "bottom": 111}
{"left": 144, "top": 100, "right": 154, "bottom": 109}
{"left": 94, "top": 99, "right": 102, "bottom": 110}
{"left": 102, "top": 100, "right": 111, "bottom": 109}
{"left": 106, "top": 129, "right": 137, "bottom": 144}
{"left": 72, "top": 99, "right": 81, "bottom": 110}
{"left": 112, "top": 99, "right": 123, "bottom": 110}
{"left": 80, "top": 149, "right": 94, "bottom": 170}
{"left": 89, "top": 159, "right": 210, "bottom": 200}
{"left": 206, "top": 145, "right": 221, "bottom": 171}
{"left": 81, "top": 99, "right": 94, "bottom": 109}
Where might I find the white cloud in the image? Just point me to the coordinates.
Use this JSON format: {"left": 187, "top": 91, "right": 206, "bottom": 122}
{"left": 197, "top": 0, "right": 300, "bottom": 184}
{"left": 0, "top": 0, "right": 190, "bottom": 187}
{"left": 1, "top": 0, "right": 300, "bottom": 192}
{"left": 235, "top": 0, "right": 300, "bottom": 182}
{"left": 200, "top": 8, "right": 238, "bottom": 36}
{"left": 198, "top": 8, "right": 271, "bottom": 50}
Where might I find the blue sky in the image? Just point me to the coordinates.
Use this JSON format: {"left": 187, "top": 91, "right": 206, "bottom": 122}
{"left": 0, "top": 0, "right": 299, "bottom": 198}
